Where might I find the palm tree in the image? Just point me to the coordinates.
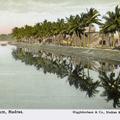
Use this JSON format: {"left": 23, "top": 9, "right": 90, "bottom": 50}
{"left": 55, "top": 19, "right": 66, "bottom": 45}
{"left": 33, "top": 23, "right": 42, "bottom": 43}
{"left": 101, "top": 5, "right": 120, "bottom": 48}
{"left": 12, "top": 27, "right": 25, "bottom": 42}
{"left": 82, "top": 8, "right": 101, "bottom": 47}
{"left": 66, "top": 15, "right": 86, "bottom": 46}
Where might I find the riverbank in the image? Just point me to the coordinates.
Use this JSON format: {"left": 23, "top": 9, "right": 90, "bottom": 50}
{"left": 0, "top": 41, "right": 8, "bottom": 46}
{"left": 15, "top": 43, "right": 120, "bottom": 63}
{"left": 0, "top": 40, "right": 16, "bottom": 45}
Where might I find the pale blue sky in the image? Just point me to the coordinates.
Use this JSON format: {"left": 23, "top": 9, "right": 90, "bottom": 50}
{"left": 0, "top": 0, "right": 119, "bottom": 34}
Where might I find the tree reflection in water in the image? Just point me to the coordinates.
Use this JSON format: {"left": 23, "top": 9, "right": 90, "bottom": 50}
{"left": 99, "top": 71, "right": 120, "bottom": 108}
{"left": 12, "top": 47, "right": 120, "bottom": 108}
{"left": 68, "top": 64, "right": 100, "bottom": 97}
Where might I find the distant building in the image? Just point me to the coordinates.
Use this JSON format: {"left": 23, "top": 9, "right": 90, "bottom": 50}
{"left": 85, "top": 24, "right": 96, "bottom": 33}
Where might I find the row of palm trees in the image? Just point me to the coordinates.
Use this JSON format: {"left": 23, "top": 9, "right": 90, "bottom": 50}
{"left": 12, "top": 6, "right": 120, "bottom": 48}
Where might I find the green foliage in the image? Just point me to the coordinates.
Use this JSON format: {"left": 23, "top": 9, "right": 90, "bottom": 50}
{"left": 101, "top": 5, "right": 120, "bottom": 34}
{"left": 12, "top": 8, "right": 101, "bottom": 43}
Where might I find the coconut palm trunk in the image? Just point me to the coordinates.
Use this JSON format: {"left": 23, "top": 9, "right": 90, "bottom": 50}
{"left": 83, "top": 33, "right": 86, "bottom": 47}
{"left": 112, "top": 34, "right": 115, "bottom": 48}
{"left": 102, "top": 34, "right": 104, "bottom": 48}
{"left": 88, "top": 28, "right": 90, "bottom": 48}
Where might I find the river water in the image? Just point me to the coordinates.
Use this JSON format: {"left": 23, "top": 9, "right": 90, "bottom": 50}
{"left": 0, "top": 45, "right": 120, "bottom": 109}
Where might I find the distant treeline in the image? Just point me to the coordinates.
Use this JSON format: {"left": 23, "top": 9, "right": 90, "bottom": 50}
{"left": 0, "top": 34, "right": 14, "bottom": 41}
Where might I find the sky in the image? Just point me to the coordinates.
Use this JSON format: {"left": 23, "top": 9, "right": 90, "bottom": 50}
{"left": 0, "top": 0, "right": 120, "bottom": 34}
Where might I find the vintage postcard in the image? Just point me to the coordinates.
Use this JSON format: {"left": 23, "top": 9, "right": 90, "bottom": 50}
{"left": 0, "top": 0, "right": 120, "bottom": 120}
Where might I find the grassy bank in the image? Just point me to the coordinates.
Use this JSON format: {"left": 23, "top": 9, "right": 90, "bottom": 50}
{"left": 15, "top": 43, "right": 120, "bottom": 63}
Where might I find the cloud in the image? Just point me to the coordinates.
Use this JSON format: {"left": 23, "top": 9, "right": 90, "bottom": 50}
{"left": 0, "top": 0, "right": 119, "bottom": 34}
{"left": 0, "top": 0, "right": 118, "bottom": 13}
{"left": 0, "top": 0, "right": 68, "bottom": 13}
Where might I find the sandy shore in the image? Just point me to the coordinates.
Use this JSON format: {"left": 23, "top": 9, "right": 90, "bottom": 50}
{"left": 0, "top": 41, "right": 8, "bottom": 45}
{"left": 0, "top": 40, "right": 16, "bottom": 45}
{"left": 0, "top": 41, "right": 8, "bottom": 44}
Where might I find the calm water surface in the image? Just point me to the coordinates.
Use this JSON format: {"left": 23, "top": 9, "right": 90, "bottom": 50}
{"left": 0, "top": 45, "right": 120, "bottom": 109}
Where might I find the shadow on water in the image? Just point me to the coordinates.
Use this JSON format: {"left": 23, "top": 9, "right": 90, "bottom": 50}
{"left": 12, "top": 47, "right": 120, "bottom": 108}
{"left": 99, "top": 71, "right": 120, "bottom": 108}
